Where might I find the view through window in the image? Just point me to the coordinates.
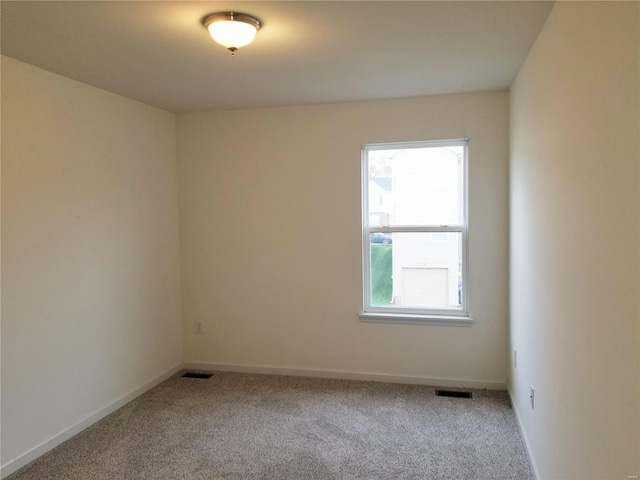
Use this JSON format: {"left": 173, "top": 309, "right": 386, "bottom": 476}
{"left": 362, "top": 140, "right": 468, "bottom": 317}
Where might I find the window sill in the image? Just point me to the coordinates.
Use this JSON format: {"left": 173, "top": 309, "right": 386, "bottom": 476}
{"left": 359, "top": 312, "right": 473, "bottom": 326}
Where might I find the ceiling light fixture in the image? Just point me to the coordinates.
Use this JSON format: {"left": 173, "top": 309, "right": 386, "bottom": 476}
{"left": 202, "top": 12, "right": 262, "bottom": 56}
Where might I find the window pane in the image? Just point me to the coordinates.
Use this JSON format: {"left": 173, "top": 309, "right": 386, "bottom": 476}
{"left": 368, "top": 145, "right": 464, "bottom": 226}
{"left": 369, "top": 232, "right": 462, "bottom": 310}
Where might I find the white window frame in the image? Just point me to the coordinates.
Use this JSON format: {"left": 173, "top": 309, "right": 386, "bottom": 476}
{"left": 360, "top": 139, "right": 471, "bottom": 325}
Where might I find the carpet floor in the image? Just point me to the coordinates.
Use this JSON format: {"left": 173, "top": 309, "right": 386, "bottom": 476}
{"left": 8, "top": 372, "right": 532, "bottom": 479}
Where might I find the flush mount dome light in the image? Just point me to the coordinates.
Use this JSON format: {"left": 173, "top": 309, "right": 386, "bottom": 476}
{"left": 202, "top": 12, "right": 262, "bottom": 55}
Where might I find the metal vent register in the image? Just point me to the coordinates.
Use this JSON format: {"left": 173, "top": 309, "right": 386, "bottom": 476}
{"left": 435, "top": 389, "right": 472, "bottom": 399}
{"left": 181, "top": 372, "right": 214, "bottom": 379}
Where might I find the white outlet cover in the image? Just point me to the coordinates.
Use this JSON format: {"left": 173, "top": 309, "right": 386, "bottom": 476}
{"left": 530, "top": 385, "right": 535, "bottom": 409}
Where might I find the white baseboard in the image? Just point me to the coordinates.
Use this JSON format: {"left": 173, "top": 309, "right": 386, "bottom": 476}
{"left": 184, "top": 361, "right": 507, "bottom": 391}
{"left": 508, "top": 384, "right": 540, "bottom": 480}
{"left": 0, "top": 364, "right": 184, "bottom": 479}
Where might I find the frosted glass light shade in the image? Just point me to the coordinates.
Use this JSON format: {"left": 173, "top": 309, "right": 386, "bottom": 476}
{"left": 208, "top": 21, "right": 256, "bottom": 49}
{"left": 203, "top": 13, "right": 262, "bottom": 52}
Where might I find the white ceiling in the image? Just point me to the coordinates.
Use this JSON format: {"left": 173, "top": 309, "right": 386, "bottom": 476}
{"left": 1, "top": 1, "right": 553, "bottom": 113}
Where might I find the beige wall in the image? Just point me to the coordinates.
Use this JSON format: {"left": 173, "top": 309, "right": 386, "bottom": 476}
{"left": 509, "top": 2, "right": 640, "bottom": 478}
{"left": 1, "top": 57, "right": 183, "bottom": 468}
{"left": 177, "top": 91, "right": 509, "bottom": 385}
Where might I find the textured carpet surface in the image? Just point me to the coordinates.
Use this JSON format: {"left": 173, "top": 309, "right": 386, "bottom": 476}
{"left": 8, "top": 372, "right": 532, "bottom": 479}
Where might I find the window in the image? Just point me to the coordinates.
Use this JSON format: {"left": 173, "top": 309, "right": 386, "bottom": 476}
{"left": 361, "top": 139, "right": 468, "bottom": 321}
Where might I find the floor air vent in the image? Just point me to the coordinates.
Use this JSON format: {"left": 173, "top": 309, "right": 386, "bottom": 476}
{"left": 181, "top": 372, "right": 214, "bottom": 379}
{"left": 435, "top": 389, "right": 472, "bottom": 399}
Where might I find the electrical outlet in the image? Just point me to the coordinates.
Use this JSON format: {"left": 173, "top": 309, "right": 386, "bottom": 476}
{"left": 530, "top": 385, "right": 535, "bottom": 409}
{"left": 195, "top": 321, "right": 203, "bottom": 335}
{"left": 514, "top": 350, "right": 517, "bottom": 368}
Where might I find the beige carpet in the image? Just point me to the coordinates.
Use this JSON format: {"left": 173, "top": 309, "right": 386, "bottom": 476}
{"left": 8, "top": 372, "right": 532, "bottom": 479}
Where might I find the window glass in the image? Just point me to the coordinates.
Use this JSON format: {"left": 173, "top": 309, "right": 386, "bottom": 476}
{"left": 367, "top": 146, "right": 464, "bottom": 226}
{"left": 369, "top": 232, "right": 462, "bottom": 310}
